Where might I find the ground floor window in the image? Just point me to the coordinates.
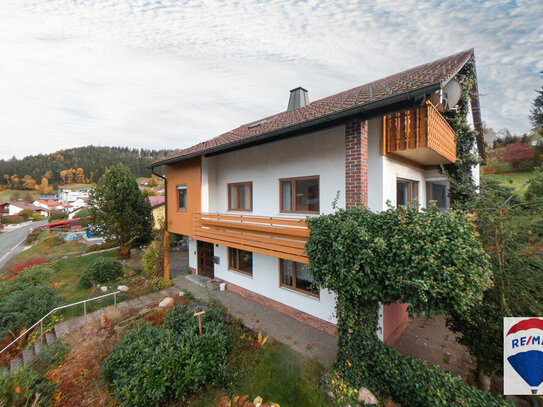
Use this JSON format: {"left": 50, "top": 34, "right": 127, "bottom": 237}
{"left": 396, "top": 178, "right": 418, "bottom": 207}
{"left": 228, "top": 247, "right": 253, "bottom": 276}
{"left": 279, "top": 259, "right": 319, "bottom": 297}
{"left": 427, "top": 182, "right": 448, "bottom": 211}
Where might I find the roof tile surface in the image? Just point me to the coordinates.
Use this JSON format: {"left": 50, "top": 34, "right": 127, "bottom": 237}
{"left": 153, "top": 49, "right": 474, "bottom": 165}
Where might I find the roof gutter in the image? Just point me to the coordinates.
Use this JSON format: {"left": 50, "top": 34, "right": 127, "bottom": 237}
{"left": 149, "top": 82, "right": 441, "bottom": 168}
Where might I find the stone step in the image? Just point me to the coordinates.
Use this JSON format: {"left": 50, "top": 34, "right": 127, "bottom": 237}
{"left": 9, "top": 356, "right": 23, "bottom": 371}
{"left": 34, "top": 340, "right": 44, "bottom": 356}
{"left": 22, "top": 348, "right": 35, "bottom": 365}
{"left": 185, "top": 274, "right": 210, "bottom": 288}
{"left": 45, "top": 331, "right": 56, "bottom": 346}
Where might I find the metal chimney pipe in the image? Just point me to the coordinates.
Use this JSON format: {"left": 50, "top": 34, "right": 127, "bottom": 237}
{"left": 287, "top": 87, "right": 309, "bottom": 111}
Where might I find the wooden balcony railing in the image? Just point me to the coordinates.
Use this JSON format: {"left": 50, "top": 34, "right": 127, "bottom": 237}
{"left": 193, "top": 212, "right": 309, "bottom": 263}
{"left": 383, "top": 101, "right": 456, "bottom": 165}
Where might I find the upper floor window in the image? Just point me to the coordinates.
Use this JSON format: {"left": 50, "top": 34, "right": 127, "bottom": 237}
{"left": 228, "top": 182, "right": 252, "bottom": 211}
{"left": 427, "top": 182, "right": 448, "bottom": 211}
{"left": 228, "top": 247, "right": 253, "bottom": 276}
{"left": 280, "top": 176, "right": 319, "bottom": 213}
{"left": 279, "top": 259, "right": 319, "bottom": 297}
{"left": 177, "top": 185, "right": 187, "bottom": 211}
{"left": 396, "top": 179, "right": 418, "bottom": 208}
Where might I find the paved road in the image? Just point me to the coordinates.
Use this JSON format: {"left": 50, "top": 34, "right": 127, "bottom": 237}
{"left": 0, "top": 220, "right": 47, "bottom": 272}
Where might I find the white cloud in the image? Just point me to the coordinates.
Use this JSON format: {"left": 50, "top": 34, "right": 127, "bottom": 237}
{"left": 0, "top": 0, "right": 541, "bottom": 159}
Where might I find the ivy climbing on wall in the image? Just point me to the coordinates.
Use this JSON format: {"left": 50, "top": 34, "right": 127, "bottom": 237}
{"left": 306, "top": 205, "right": 512, "bottom": 406}
{"left": 441, "top": 58, "right": 481, "bottom": 208}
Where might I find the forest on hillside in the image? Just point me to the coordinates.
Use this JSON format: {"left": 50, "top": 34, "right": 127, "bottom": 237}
{"left": 0, "top": 146, "right": 171, "bottom": 190}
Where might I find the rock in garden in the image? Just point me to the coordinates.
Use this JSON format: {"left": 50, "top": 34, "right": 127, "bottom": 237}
{"left": 159, "top": 297, "right": 174, "bottom": 308}
{"left": 100, "top": 286, "right": 108, "bottom": 292}
{"left": 101, "top": 313, "right": 111, "bottom": 329}
{"left": 478, "top": 374, "right": 491, "bottom": 392}
{"left": 117, "top": 285, "right": 129, "bottom": 292}
{"left": 358, "top": 387, "right": 378, "bottom": 405}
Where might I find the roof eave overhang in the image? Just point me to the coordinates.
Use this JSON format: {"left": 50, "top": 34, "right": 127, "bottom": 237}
{"left": 149, "top": 82, "right": 442, "bottom": 168}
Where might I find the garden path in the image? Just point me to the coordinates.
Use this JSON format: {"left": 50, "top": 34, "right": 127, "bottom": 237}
{"left": 172, "top": 274, "right": 338, "bottom": 367}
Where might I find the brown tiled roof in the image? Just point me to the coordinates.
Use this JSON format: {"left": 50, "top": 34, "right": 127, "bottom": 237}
{"left": 152, "top": 49, "right": 476, "bottom": 166}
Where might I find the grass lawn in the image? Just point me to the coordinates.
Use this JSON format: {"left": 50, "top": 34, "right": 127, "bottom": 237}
{"left": 483, "top": 171, "right": 537, "bottom": 195}
{"left": 12, "top": 231, "right": 88, "bottom": 264}
{"left": 183, "top": 323, "right": 332, "bottom": 407}
{"left": 6, "top": 231, "right": 156, "bottom": 322}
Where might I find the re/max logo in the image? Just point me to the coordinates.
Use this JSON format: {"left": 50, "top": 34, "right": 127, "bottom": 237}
{"left": 512, "top": 336, "right": 542, "bottom": 348}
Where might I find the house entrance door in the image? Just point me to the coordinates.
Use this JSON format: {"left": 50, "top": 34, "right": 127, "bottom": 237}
{"left": 197, "top": 241, "right": 214, "bottom": 278}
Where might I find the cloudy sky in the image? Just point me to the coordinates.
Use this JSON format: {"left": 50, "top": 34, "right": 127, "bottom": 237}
{"left": 0, "top": 0, "right": 542, "bottom": 159}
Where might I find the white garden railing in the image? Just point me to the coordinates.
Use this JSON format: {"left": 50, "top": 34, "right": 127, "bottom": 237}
{"left": 0, "top": 290, "right": 120, "bottom": 355}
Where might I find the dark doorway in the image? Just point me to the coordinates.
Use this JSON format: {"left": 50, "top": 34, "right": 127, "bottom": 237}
{"left": 197, "top": 241, "right": 214, "bottom": 278}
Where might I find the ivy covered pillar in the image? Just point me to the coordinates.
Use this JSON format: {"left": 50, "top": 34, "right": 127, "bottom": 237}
{"left": 345, "top": 118, "right": 368, "bottom": 209}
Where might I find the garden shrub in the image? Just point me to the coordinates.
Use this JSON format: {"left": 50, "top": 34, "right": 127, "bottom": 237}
{"left": 25, "top": 228, "right": 42, "bottom": 244}
{"left": 73, "top": 208, "right": 91, "bottom": 227}
{"left": 48, "top": 212, "right": 67, "bottom": 222}
{"left": 1, "top": 215, "right": 25, "bottom": 224}
{"left": 9, "top": 257, "right": 49, "bottom": 276}
{"left": 0, "top": 264, "right": 56, "bottom": 296}
{"left": 143, "top": 239, "right": 162, "bottom": 277}
{"left": 525, "top": 171, "right": 543, "bottom": 201}
{"left": 18, "top": 209, "right": 35, "bottom": 220}
{"left": 88, "top": 240, "right": 117, "bottom": 252}
{"left": 78, "top": 257, "right": 123, "bottom": 288}
{"left": 0, "top": 284, "right": 62, "bottom": 338}
{"left": 102, "top": 305, "right": 232, "bottom": 406}
{"left": 0, "top": 366, "right": 57, "bottom": 407}
{"left": 325, "top": 343, "right": 513, "bottom": 407}
{"left": 148, "top": 276, "right": 172, "bottom": 291}
{"left": 31, "top": 212, "right": 44, "bottom": 221}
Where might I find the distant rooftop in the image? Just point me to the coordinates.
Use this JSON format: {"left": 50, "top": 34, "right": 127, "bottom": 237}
{"left": 147, "top": 195, "right": 165, "bottom": 208}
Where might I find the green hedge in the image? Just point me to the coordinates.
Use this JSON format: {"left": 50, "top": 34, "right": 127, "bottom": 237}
{"left": 48, "top": 212, "right": 67, "bottom": 222}
{"left": 0, "top": 265, "right": 61, "bottom": 338}
{"left": 328, "top": 338, "right": 512, "bottom": 407}
{"left": 101, "top": 305, "right": 232, "bottom": 406}
{"left": 78, "top": 258, "right": 123, "bottom": 288}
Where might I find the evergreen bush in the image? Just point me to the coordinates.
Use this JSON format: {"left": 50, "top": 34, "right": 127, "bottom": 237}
{"left": 102, "top": 305, "right": 232, "bottom": 406}
{"left": 0, "top": 366, "right": 57, "bottom": 407}
{"left": 78, "top": 257, "right": 123, "bottom": 289}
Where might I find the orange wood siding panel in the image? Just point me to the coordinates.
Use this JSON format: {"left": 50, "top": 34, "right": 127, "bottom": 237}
{"left": 193, "top": 212, "right": 309, "bottom": 264}
{"left": 165, "top": 157, "right": 201, "bottom": 237}
{"left": 383, "top": 102, "right": 456, "bottom": 165}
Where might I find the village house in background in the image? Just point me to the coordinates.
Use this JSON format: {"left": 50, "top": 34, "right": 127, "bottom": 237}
{"left": 39, "top": 187, "right": 91, "bottom": 203}
{"left": 1, "top": 201, "right": 51, "bottom": 217}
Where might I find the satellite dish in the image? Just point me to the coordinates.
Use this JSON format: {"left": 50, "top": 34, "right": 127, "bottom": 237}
{"left": 442, "top": 79, "right": 462, "bottom": 109}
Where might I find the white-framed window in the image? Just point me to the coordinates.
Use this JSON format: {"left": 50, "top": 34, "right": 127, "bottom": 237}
{"left": 177, "top": 185, "right": 187, "bottom": 211}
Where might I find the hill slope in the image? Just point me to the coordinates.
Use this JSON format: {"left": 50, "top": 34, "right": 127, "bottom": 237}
{"left": 0, "top": 146, "right": 171, "bottom": 187}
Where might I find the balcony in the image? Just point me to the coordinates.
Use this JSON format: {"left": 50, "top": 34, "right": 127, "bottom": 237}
{"left": 193, "top": 212, "right": 309, "bottom": 263}
{"left": 382, "top": 102, "right": 456, "bottom": 165}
